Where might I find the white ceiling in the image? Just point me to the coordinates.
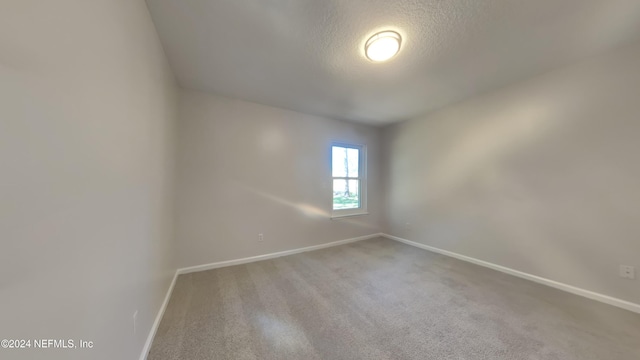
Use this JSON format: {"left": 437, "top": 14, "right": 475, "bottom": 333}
{"left": 146, "top": 0, "right": 640, "bottom": 126}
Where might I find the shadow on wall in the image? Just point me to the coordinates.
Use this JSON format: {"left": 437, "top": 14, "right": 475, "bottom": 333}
{"left": 385, "top": 42, "right": 640, "bottom": 303}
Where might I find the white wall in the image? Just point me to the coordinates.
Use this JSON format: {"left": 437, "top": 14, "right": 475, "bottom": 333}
{"left": 176, "top": 90, "right": 383, "bottom": 268}
{"left": 383, "top": 41, "right": 640, "bottom": 304}
{"left": 0, "top": 1, "right": 177, "bottom": 359}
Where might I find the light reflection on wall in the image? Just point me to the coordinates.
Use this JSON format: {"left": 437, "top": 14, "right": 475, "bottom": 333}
{"left": 241, "top": 184, "right": 377, "bottom": 230}
{"left": 259, "top": 128, "right": 286, "bottom": 153}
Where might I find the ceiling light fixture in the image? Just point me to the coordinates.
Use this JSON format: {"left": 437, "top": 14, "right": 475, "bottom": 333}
{"left": 365, "top": 31, "right": 402, "bottom": 62}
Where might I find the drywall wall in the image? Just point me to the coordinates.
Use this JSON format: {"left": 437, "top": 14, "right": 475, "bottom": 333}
{"left": 0, "top": 1, "right": 177, "bottom": 359}
{"left": 175, "top": 90, "right": 383, "bottom": 268}
{"left": 383, "top": 41, "right": 640, "bottom": 305}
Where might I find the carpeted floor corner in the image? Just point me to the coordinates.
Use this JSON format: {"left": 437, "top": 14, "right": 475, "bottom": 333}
{"left": 148, "top": 237, "right": 640, "bottom": 360}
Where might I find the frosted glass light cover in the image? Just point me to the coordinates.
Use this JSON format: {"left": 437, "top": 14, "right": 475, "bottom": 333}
{"left": 365, "top": 31, "right": 401, "bottom": 62}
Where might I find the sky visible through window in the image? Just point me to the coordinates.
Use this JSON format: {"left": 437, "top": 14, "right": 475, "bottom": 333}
{"left": 332, "top": 146, "right": 360, "bottom": 210}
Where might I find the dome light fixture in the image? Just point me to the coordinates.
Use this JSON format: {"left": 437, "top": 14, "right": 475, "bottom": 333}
{"left": 365, "top": 31, "right": 402, "bottom": 62}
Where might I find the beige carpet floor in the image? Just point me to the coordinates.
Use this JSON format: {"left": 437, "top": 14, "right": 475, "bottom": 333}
{"left": 148, "top": 237, "right": 640, "bottom": 360}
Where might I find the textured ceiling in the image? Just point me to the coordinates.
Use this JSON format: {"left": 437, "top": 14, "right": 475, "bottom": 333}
{"left": 146, "top": 0, "right": 640, "bottom": 125}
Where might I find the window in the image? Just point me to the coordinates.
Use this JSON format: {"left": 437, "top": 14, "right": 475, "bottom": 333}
{"left": 331, "top": 143, "right": 367, "bottom": 217}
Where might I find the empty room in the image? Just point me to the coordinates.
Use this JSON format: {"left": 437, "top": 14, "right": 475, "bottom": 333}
{"left": 2, "top": 1, "right": 640, "bottom": 359}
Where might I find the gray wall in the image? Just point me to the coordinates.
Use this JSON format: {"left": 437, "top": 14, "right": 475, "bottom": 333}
{"left": 383, "top": 41, "right": 640, "bottom": 304}
{"left": 175, "top": 90, "right": 383, "bottom": 268}
{"left": 0, "top": 1, "right": 178, "bottom": 359}
{"left": 3, "top": 3, "right": 639, "bottom": 359}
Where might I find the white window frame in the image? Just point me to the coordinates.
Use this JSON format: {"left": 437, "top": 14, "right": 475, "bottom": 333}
{"left": 330, "top": 142, "right": 368, "bottom": 219}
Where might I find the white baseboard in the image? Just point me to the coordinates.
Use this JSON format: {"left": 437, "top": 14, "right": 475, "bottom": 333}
{"left": 141, "top": 231, "right": 639, "bottom": 359}
{"left": 381, "top": 233, "right": 640, "bottom": 314}
{"left": 139, "top": 271, "right": 178, "bottom": 360}
{"left": 177, "top": 233, "right": 382, "bottom": 275}
{"left": 139, "top": 233, "right": 381, "bottom": 359}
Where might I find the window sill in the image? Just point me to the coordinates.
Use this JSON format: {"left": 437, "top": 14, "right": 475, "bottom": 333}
{"left": 330, "top": 212, "right": 369, "bottom": 219}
